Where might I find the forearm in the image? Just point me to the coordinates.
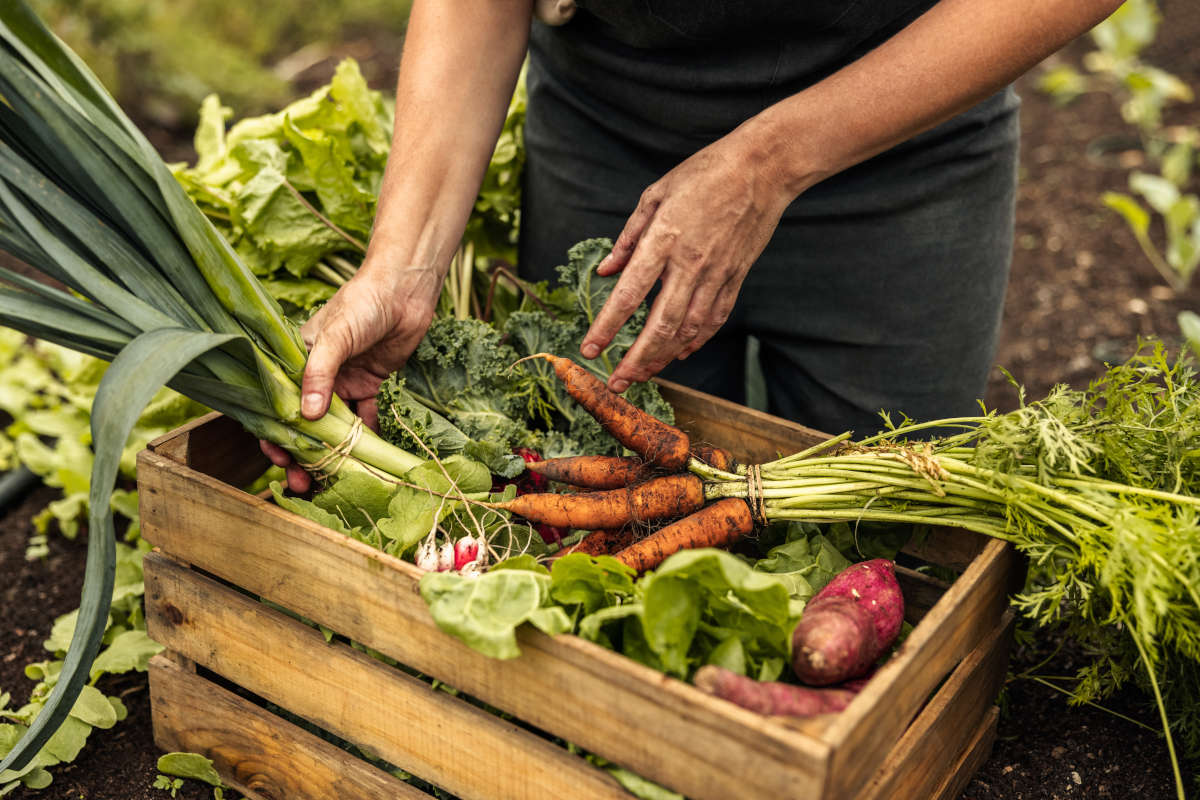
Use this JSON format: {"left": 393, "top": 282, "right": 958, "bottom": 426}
{"left": 744, "top": 0, "right": 1124, "bottom": 195}
{"left": 364, "top": 0, "right": 532, "bottom": 291}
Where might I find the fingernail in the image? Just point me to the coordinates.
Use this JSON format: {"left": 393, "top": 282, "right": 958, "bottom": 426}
{"left": 581, "top": 343, "right": 600, "bottom": 359}
{"left": 611, "top": 379, "right": 630, "bottom": 394}
{"left": 302, "top": 392, "right": 323, "bottom": 418}
{"left": 596, "top": 256, "right": 609, "bottom": 272}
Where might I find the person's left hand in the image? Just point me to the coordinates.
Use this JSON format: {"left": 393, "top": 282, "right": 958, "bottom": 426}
{"left": 579, "top": 129, "right": 796, "bottom": 392}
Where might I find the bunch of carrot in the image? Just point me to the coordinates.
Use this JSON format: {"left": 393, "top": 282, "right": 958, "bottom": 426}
{"left": 489, "top": 353, "right": 756, "bottom": 572}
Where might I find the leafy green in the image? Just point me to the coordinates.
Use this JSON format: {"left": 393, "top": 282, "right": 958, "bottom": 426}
{"left": 424, "top": 548, "right": 803, "bottom": 683}
{"left": 377, "top": 239, "right": 675, "bottom": 466}
{"left": 419, "top": 567, "right": 566, "bottom": 659}
{"left": 156, "top": 753, "right": 224, "bottom": 788}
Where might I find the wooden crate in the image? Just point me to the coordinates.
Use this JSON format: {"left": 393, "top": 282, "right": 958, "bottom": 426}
{"left": 138, "top": 381, "right": 1022, "bottom": 800}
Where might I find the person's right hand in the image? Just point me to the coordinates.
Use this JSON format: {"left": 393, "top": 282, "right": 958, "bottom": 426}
{"left": 259, "top": 263, "right": 443, "bottom": 493}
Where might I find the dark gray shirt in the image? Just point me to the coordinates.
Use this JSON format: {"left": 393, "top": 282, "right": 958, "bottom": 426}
{"left": 530, "top": 0, "right": 939, "bottom": 156}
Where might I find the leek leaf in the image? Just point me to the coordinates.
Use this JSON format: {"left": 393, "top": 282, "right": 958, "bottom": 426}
{"left": 0, "top": 328, "right": 240, "bottom": 774}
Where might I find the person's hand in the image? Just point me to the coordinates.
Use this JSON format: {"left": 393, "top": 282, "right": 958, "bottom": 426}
{"left": 579, "top": 130, "right": 796, "bottom": 393}
{"left": 260, "top": 263, "right": 442, "bottom": 492}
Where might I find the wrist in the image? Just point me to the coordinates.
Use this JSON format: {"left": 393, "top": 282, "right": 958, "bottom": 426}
{"left": 737, "top": 90, "right": 854, "bottom": 200}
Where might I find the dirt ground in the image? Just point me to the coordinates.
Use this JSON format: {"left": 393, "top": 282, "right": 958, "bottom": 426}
{"left": 5, "top": 4, "right": 1200, "bottom": 798}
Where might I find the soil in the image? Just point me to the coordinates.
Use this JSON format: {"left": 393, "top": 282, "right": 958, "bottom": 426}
{"left": 4, "top": 4, "right": 1200, "bottom": 799}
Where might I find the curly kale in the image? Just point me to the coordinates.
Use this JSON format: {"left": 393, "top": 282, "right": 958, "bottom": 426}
{"left": 377, "top": 238, "right": 674, "bottom": 466}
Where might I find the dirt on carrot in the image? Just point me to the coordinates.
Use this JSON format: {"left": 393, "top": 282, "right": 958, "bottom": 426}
{"left": 496, "top": 474, "right": 705, "bottom": 530}
{"left": 691, "top": 444, "right": 735, "bottom": 473}
{"left": 526, "top": 455, "right": 657, "bottom": 490}
{"left": 552, "top": 527, "right": 638, "bottom": 558}
{"left": 613, "top": 497, "right": 754, "bottom": 573}
{"left": 526, "top": 353, "right": 691, "bottom": 470}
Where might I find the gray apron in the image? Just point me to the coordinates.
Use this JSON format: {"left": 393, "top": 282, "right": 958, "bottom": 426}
{"left": 519, "top": 1, "right": 1020, "bottom": 438}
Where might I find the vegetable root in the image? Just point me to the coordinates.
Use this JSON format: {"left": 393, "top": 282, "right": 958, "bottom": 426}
{"left": 495, "top": 474, "right": 705, "bottom": 530}
{"left": 526, "top": 455, "right": 657, "bottom": 490}
{"left": 614, "top": 497, "right": 754, "bottom": 573}
{"left": 791, "top": 559, "right": 904, "bottom": 685}
{"left": 692, "top": 444, "right": 735, "bottom": 473}
{"left": 553, "top": 527, "right": 637, "bottom": 558}
{"left": 694, "top": 665, "right": 860, "bottom": 716}
{"left": 522, "top": 353, "right": 691, "bottom": 469}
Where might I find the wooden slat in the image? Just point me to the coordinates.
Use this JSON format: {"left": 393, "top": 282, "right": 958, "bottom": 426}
{"left": 894, "top": 565, "right": 950, "bottom": 624}
{"left": 934, "top": 707, "right": 1000, "bottom": 800}
{"left": 149, "top": 654, "right": 427, "bottom": 800}
{"left": 859, "top": 613, "right": 1013, "bottom": 800}
{"left": 656, "top": 379, "right": 828, "bottom": 463}
{"left": 138, "top": 449, "right": 830, "bottom": 800}
{"left": 818, "top": 537, "right": 1019, "bottom": 800}
{"left": 145, "top": 556, "right": 629, "bottom": 800}
{"left": 147, "top": 410, "right": 269, "bottom": 489}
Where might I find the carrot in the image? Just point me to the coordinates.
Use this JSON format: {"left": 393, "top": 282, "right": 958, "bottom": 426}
{"left": 613, "top": 497, "right": 754, "bottom": 573}
{"left": 526, "top": 455, "right": 657, "bottom": 490}
{"left": 552, "top": 527, "right": 637, "bottom": 558}
{"left": 693, "top": 665, "right": 859, "bottom": 717}
{"left": 524, "top": 353, "right": 690, "bottom": 470}
{"left": 495, "top": 474, "right": 705, "bottom": 530}
{"left": 691, "top": 444, "right": 736, "bottom": 473}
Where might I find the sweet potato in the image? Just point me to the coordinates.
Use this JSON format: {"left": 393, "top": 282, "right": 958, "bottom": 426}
{"left": 791, "top": 559, "right": 904, "bottom": 686}
{"left": 694, "top": 665, "right": 859, "bottom": 717}
{"left": 810, "top": 559, "right": 905, "bottom": 645}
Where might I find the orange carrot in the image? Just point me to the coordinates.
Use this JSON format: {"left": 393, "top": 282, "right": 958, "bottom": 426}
{"left": 692, "top": 444, "right": 736, "bottom": 473}
{"left": 552, "top": 527, "right": 637, "bottom": 558}
{"left": 495, "top": 474, "right": 704, "bottom": 530}
{"left": 613, "top": 497, "right": 754, "bottom": 573}
{"left": 525, "top": 353, "right": 690, "bottom": 470}
{"left": 526, "top": 455, "right": 657, "bottom": 490}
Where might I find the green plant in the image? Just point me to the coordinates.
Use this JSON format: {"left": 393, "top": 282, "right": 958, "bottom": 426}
{"left": 1038, "top": 0, "right": 1192, "bottom": 138}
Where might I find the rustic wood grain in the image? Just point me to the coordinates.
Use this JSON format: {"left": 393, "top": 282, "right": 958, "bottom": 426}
{"left": 656, "top": 379, "right": 828, "bottom": 463}
{"left": 818, "top": 538, "right": 1020, "bottom": 799}
{"left": 139, "top": 450, "right": 830, "bottom": 799}
{"left": 141, "top": 381, "right": 1021, "bottom": 799}
{"left": 145, "top": 557, "right": 630, "bottom": 800}
{"left": 895, "top": 564, "right": 951, "bottom": 623}
{"left": 859, "top": 613, "right": 1014, "bottom": 800}
{"left": 934, "top": 707, "right": 1001, "bottom": 800}
{"left": 149, "top": 654, "right": 427, "bottom": 800}
{"left": 146, "top": 410, "right": 268, "bottom": 489}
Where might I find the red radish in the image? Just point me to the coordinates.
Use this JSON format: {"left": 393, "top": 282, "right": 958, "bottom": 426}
{"left": 694, "top": 665, "right": 860, "bottom": 716}
{"left": 454, "top": 535, "right": 482, "bottom": 570}
{"left": 791, "top": 559, "right": 904, "bottom": 685}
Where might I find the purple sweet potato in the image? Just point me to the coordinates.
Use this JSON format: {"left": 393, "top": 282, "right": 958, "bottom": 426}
{"left": 791, "top": 559, "right": 904, "bottom": 686}
{"left": 694, "top": 665, "right": 860, "bottom": 717}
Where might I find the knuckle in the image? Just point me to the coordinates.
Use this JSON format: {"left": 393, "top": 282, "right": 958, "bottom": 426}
{"left": 649, "top": 319, "right": 678, "bottom": 338}
{"left": 678, "top": 321, "right": 701, "bottom": 341}
{"left": 612, "top": 285, "right": 644, "bottom": 311}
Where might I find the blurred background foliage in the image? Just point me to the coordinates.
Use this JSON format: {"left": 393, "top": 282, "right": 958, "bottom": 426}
{"left": 31, "top": 0, "right": 411, "bottom": 143}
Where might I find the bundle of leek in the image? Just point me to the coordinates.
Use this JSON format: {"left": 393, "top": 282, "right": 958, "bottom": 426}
{"left": 0, "top": 2, "right": 424, "bottom": 772}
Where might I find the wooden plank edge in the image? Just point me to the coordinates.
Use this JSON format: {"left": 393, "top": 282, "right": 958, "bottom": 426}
{"left": 817, "top": 538, "right": 1017, "bottom": 796}
{"left": 149, "top": 654, "right": 429, "bottom": 800}
{"left": 933, "top": 706, "right": 1000, "bottom": 800}
{"left": 856, "top": 612, "right": 1014, "bottom": 800}
{"left": 138, "top": 449, "right": 831, "bottom": 769}
{"left": 824, "top": 536, "right": 1014, "bottom": 745}
{"left": 145, "top": 410, "right": 222, "bottom": 454}
{"left": 145, "top": 556, "right": 632, "bottom": 800}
